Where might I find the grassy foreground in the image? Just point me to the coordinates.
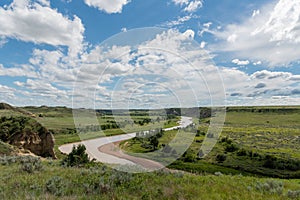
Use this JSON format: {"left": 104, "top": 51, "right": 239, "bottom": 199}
{"left": 1, "top": 158, "right": 300, "bottom": 200}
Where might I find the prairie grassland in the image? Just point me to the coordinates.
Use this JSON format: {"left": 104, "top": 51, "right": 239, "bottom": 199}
{"left": 0, "top": 158, "right": 300, "bottom": 200}
{"left": 123, "top": 107, "right": 300, "bottom": 178}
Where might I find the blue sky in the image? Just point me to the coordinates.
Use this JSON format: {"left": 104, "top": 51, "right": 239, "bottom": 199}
{"left": 0, "top": 0, "right": 299, "bottom": 108}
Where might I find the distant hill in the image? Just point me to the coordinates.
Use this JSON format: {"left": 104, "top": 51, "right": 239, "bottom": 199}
{"left": 0, "top": 102, "right": 15, "bottom": 110}
{"left": 22, "top": 105, "right": 73, "bottom": 117}
{"left": 0, "top": 102, "right": 35, "bottom": 117}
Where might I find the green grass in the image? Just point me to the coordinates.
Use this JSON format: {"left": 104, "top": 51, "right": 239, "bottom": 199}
{"left": 121, "top": 107, "right": 300, "bottom": 178}
{"left": 163, "top": 117, "right": 180, "bottom": 128}
{"left": 121, "top": 129, "right": 178, "bottom": 153}
{"left": 224, "top": 111, "right": 300, "bottom": 128}
{"left": 0, "top": 159, "right": 300, "bottom": 199}
{"left": 37, "top": 117, "right": 76, "bottom": 130}
{"left": 0, "top": 110, "right": 24, "bottom": 117}
{"left": 168, "top": 160, "right": 255, "bottom": 176}
{"left": 35, "top": 115, "right": 179, "bottom": 131}
{"left": 0, "top": 141, "right": 15, "bottom": 155}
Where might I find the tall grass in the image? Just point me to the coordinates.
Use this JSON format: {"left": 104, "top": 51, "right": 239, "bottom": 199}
{"left": 0, "top": 159, "right": 299, "bottom": 199}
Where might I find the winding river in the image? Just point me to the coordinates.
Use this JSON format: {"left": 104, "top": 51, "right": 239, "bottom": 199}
{"left": 59, "top": 116, "right": 193, "bottom": 168}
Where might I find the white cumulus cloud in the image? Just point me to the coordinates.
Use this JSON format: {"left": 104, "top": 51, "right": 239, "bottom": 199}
{"left": 214, "top": 0, "right": 300, "bottom": 67}
{"left": 36, "top": 0, "right": 50, "bottom": 6}
{"left": 252, "top": 9, "right": 260, "bottom": 17}
{"left": 2, "top": 26, "right": 299, "bottom": 107}
{"left": 84, "top": 0, "right": 130, "bottom": 14}
{"left": 0, "top": 64, "right": 38, "bottom": 77}
{"left": 0, "top": 0, "right": 85, "bottom": 56}
{"left": 162, "top": 15, "right": 192, "bottom": 27}
{"left": 253, "top": 61, "right": 262, "bottom": 65}
{"left": 200, "top": 41, "right": 206, "bottom": 48}
{"left": 172, "top": 0, "right": 203, "bottom": 13}
{"left": 232, "top": 59, "right": 250, "bottom": 66}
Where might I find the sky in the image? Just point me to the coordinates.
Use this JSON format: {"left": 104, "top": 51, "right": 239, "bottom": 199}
{"left": 0, "top": 0, "right": 299, "bottom": 108}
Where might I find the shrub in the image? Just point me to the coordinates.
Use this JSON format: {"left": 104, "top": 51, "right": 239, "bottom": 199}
{"left": 262, "top": 155, "right": 300, "bottom": 171}
{"left": 0, "top": 155, "right": 17, "bottom": 165}
{"left": 20, "top": 156, "right": 43, "bottom": 173}
{"left": 255, "top": 180, "right": 283, "bottom": 195}
{"left": 183, "top": 150, "right": 197, "bottom": 162}
{"left": 216, "top": 154, "right": 226, "bottom": 163}
{"left": 149, "top": 136, "right": 159, "bottom": 150}
{"left": 225, "top": 143, "right": 238, "bottom": 152}
{"left": 21, "top": 163, "right": 34, "bottom": 173}
{"left": 1, "top": 155, "right": 43, "bottom": 172}
{"left": 287, "top": 190, "right": 300, "bottom": 199}
{"left": 86, "top": 171, "right": 134, "bottom": 194}
{"left": 61, "top": 144, "right": 92, "bottom": 167}
{"left": 97, "top": 177, "right": 111, "bottom": 194}
{"left": 45, "top": 176, "right": 66, "bottom": 196}
{"left": 248, "top": 151, "right": 260, "bottom": 158}
{"left": 236, "top": 148, "right": 247, "bottom": 156}
{"left": 220, "top": 136, "right": 232, "bottom": 144}
{"left": 141, "top": 142, "right": 152, "bottom": 149}
{"left": 263, "top": 155, "right": 277, "bottom": 169}
{"left": 109, "top": 170, "right": 133, "bottom": 187}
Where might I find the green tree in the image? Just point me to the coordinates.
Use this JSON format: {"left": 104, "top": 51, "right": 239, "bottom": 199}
{"left": 61, "top": 144, "right": 92, "bottom": 167}
{"left": 149, "top": 136, "right": 159, "bottom": 150}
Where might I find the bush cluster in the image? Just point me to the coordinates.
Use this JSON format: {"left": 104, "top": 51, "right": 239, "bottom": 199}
{"left": 182, "top": 149, "right": 197, "bottom": 162}
{"left": 61, "top": 144, "right": 94, "bottom": 167}
{"left": 0, "top": 155, "right": 43, "bottom": 173}
{"left": 219, "top": 136, "right": 300, "bottom": 171}
{"left": 263, "top": 155, "right": 300, "bottom": 171}
{"left": 255, "top": 180, "right": 283, "bottom": 195}
{"left": 136, "top": 129, "right": 164, "bottom": 151}
{"left": 216, "top": 154, "right": 227, "bottom": 163}
{"left": 20, "top": 156, "right": 43, "bottom": 173}
{"left": 46, "top": 176, "right": 66, "bottom": 196}
{"left": 0, "top": 116, "right": 46, "bottom": 142}
{"left": 79, "top": 169, "right": 134, "bottom": 195}
{"left": 287, "top": 190, "right": 300, "bottom": 199}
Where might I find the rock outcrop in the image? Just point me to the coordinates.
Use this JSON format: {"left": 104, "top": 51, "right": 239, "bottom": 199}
{"left": 0, "top": 110, "right": 56, "bottom": 159}
{"left": 8, "top": 128, "right": 56, "bottom": 159}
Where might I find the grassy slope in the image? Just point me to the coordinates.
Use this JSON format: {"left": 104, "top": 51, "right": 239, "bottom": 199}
{"left": 0, "top": 141, "right": 15, "bottom": 155}
{"left": 0, "top": 161, "right": 299, "bottom": 200}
